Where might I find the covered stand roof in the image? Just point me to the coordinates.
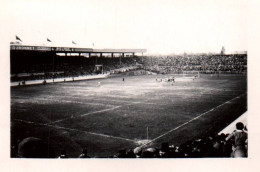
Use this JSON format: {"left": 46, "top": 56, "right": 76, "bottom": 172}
{"left": 10, "top": 45, "right": 147, "bottom": 54}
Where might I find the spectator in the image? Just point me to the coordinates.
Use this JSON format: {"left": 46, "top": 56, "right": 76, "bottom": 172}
{"left": 78, "top": 147, "right": 90, "bottom": 158}
{"left": 133, "top": 147, "right": 142, "bottom": 158}
{"left": 226, "top": 122, "right": 248, "bottom": 157}
{"left": 141, "top": 148, "right": 158, "bottom": 158}
{"left": 159, "top": 142, "right": 171, "bottom": 158}
{"left": 58, "top": 150, "right": 68, "bottom": 158}
{"left": 17, "top": 137, "right": 55, "bottom": 158}
{"left": 114, "top": 149, "right": 127, "bottom": 158}
{"left": 211, "top": 136, "right": 224, "bottom": 157}
{"left": 125, "top": 149, "right": 136, "bottom": 158}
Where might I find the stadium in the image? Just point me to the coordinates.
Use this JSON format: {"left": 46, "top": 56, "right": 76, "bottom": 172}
{"left": 10, "top": 44, "right": 247, "bottom": 158}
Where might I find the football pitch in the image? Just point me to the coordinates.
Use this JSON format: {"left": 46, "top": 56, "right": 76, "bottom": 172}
{"left": 11, "top": 74, "right": 247, "bottom": 157}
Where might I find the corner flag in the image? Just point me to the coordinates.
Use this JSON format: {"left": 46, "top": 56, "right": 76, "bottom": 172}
{"left": 16, "top": 35, "right": 22, "bottom": 42}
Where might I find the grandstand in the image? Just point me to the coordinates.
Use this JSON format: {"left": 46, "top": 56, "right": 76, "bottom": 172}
{"left": 10, "top": 44, "right": 146, "bottom": 83}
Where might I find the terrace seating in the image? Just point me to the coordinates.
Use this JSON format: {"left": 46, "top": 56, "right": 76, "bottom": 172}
{"left": 141, "top": 54, "right": 247, "bottom": 74}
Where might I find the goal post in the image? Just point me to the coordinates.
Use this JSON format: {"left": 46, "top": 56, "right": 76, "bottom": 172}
{"left": 94, "top": 64, "right": 103, "bottom": 74}
{"left": 182, "top": 71, "right": 200, "bottom": 78}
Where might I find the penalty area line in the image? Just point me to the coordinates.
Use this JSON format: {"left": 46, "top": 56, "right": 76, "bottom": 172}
{"left": 87, "top": 98, "right": 159, "bottom": 105}
{"left": 140, "top": 93, "right": 246, "bottom": 148}
{"left": 13, "top": 118, "right": 137, "bottom": 143}
{"left": 46, "top": 105, "right": 122, "bottom": 125}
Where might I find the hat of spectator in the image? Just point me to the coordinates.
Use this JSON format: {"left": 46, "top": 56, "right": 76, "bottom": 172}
{"left": 160, "top": 142, "right": 170, "bottom": 152}
{"left": 82, "top": 147, "right": 88, "bottom": 154}
{"left": 213, "top": 141, "right": 221, "bottom": 150}
{"left": 219, "top": 133, "right": 227, "bottom": 141}
{"left": 59, "top": 149, "right": 68, "bottom": 158}
{"left": 141, "top": 150, "right": 155, "bottom": 158}
{"left": 133, "top": 147, "right": 142, "bottom": 155}
{"left": 145, "top": 147, "right": 156, "bottom": 153}
{"left": 18, "top": 137, "right": 55, "bottom": 158}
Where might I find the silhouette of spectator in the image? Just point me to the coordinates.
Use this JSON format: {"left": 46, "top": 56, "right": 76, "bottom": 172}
{"left": 141, "top": 148, "right": 158, "bottom": 158}
{"left": 200, "top": 137, "right": 214, "bottom": 157}
{"left": 190, "top": 140, "right": 204, "bottom": 157}
{"left": 125, "top": 149, "right": 136, "bottom": 158}
{"left": 226, "top": 122, "right": 247, "bottom": 157}
{"left": 177, "top": 141, "right": 193, "bottom": 158}
{"left": 114, "top": 149, "right": 127, "bottom": 158}
{"left": 78, "top": 147, "right": 90, "bottom": 158}
{"left": 11, "top": 139, "right": 21, "bottom": 157}
{"left": 58, "top": 149, "right": 68, "bottom": 158}
{"left": 159, "top": 142, "right": 171, "bottom": 158}
{"left": 133, "top": 147, "right": 142, "bottom": 158}
{"left": 17, "top": 137, "right": 55, "bottom": 158}
{"left": 211, "top": 136, "right": 224, "bottom": 157}
{"left": 220, "top": 134, "right": 233, "bottom": 157}
{"left": 233, "top": 147, "right": 247, "bottom": 158}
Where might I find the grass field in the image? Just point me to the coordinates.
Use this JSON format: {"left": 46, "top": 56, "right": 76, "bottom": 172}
{"left": 11, "top": 74, "right": 247, "bottom": 157}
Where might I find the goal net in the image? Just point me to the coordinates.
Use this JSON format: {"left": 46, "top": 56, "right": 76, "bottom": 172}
{"left": 182, "top": 71, "right": 200, "bottom": 78}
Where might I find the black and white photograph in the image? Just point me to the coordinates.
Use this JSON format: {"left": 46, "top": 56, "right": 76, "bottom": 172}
{"left": 1, "top": 0, "right": 260, "bottom": 171}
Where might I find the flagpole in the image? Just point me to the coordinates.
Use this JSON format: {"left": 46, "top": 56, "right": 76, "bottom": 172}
{"left": 147, "top": 127, "right": 149, "bottom": 140}
{"left": 47, "top": 38, "right": 54, "bottom": 81}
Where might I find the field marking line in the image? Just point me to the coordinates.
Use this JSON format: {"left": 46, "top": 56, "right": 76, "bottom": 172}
{"left": 13, "top": 118, "right": 136, "bottom": 143}
{"left": 87, "top": 98, "right": 158, "bottom": 105}
{"left": 11, "top": 96, "right": 115, "bottom": 107}
{"left": 13, "top": 95, "right": 159, "bottom": 106}
{"left": 55, "top": 99, "right": 116, "bottom": 107}
{"left": 45, "top": 105, "right": 122, "bottom": 125}
{"left": 140, "top": 93, "right": 246, "bottom": 148}
{"left": 54, "top": 95, "right": 159, "bottom": 105}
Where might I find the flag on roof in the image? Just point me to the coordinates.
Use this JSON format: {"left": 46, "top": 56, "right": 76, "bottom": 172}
{"left": 47, "top": 38, "right": 52, "bottom": 42}
{"left": 16, "top": 35, "right": 22, "bottom": 42}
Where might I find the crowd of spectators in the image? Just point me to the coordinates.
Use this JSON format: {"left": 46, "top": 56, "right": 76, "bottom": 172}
{"left": 12, "top": 122, "right": 247, "bottom": 158}
{"left": 11, "top": 55, "right": 139, "bottom": 82}
{"left": 11, "top": 53, "right": 247, "bottom": 82}
{"left": 141, "top": 54, "right": 247, "bottom": 74}
{"left": 110, "top": 122, "right": 248, "bottom": 158}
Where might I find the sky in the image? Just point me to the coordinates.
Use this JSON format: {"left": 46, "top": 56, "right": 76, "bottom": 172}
{"left": 1, "top": 0, "right": 247, "bottom": 54}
